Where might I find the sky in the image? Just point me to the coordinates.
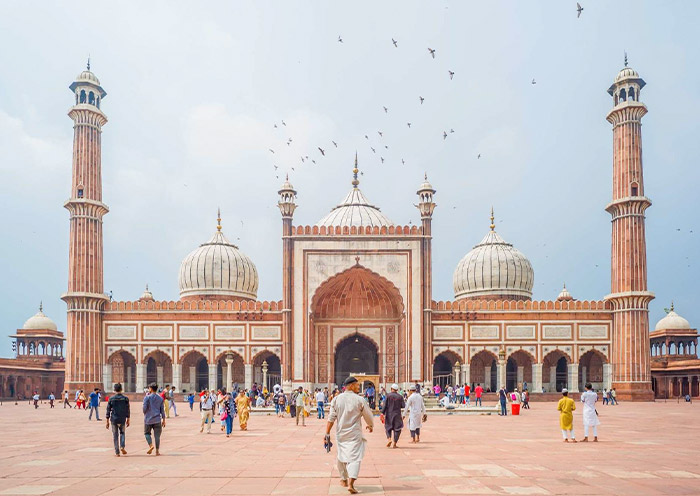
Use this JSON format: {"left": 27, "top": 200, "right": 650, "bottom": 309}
{"left": 0, "top": 1, "right": 698, "bottom": 358}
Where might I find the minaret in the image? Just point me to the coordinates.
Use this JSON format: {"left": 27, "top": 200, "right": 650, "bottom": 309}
{"left": 278, "top": 174, "right": 297, "bottom": 388}
{"left": 61, "top": 61, "right": 109, "bottom": 392}
{"left": 604, "top": 57, "right": 654, "bottom": 400}
{"left": 416, "top": 174, "right": 436, "bottom": 383}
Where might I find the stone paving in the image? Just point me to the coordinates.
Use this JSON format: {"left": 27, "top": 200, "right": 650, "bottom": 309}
{"left": 0, "top": 400, "right": 698, "bottom": 495}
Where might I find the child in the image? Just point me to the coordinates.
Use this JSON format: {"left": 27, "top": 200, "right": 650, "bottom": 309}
{"left": 188, "top": 393, "right": 195, "bottom": 411}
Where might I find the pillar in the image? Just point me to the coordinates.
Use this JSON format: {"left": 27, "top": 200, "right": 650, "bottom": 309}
{"left": 484, "top": 366, "right": 491, "bottom": 390}
{"left": 189, "top": 366, "right": 196, "bottom": 392}
{"left": 532, "top": 363, "right": 542, "bottom": 393}
{"left": 225, "top": 354, "right": 234, "bottom": 392}
{"left": 549, "top": 367, "right": 556, "bottom": 392}
{"left": 462, "top": 364, "right": 470, "bottom": 387}
{"left": 172, "top": 363, "right": 182, "bottom": 392}
{"left": 581, "top": 366, "right": 587, "bottom": 386}
{"left": 517, "top": 366, "right": 524, "bottom": 388}
{"left": 498, "top": 362, "right": 506, "bottom": 390}
{"left": 453, "top": 362, "right": 460, "bottom": 386}
{"left": 244, "top": 364, "right": 253, "bottom": 389}
{"left": 208, "top": 364, "right": 217, "bottom": 390}
{"left": 156, "top": 366, "right": 164, "bottom": 387}
{"left": 603, "top": 364, "right": 612, "bottom": 390}
{"left": 102, "top": 364, "right": 112, "bottom": 392}
{"left": 416, "top": 175, "right": 436, "bottom": 383}
{"left": 126, "top": 366, "right": 133, "bottom": 393}
{"left": 568, "top": 364, "right": 579, "bottom": 393}
{"left": 135, "top": 364, "right": 146, "bottom": 392}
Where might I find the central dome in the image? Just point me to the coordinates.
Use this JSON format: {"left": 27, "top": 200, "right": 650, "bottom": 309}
{"left": 453, "top": 213, "right": 534, "bottom": 301}
{"left": 178, "top": 216, "right": 258, "bottom": 301}
{"left": 316, "top": 155, "right": 394, "bottom": 228}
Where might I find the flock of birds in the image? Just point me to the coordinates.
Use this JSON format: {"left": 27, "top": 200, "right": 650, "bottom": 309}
{"left": 267, "top": 3, "right": 587, "bottom": 182}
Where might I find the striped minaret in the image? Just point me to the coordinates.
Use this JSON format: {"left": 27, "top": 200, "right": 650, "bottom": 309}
{"left": 61, "top": 61, "right": 110, "bottom": 392}
{"left": 605, "top": 57, "right": 655, "bottom": 401}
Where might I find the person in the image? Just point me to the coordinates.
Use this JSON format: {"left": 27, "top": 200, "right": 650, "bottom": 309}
{"left": 221, "top": 391, "right": 233, "bottom": 437}
{"left": 160, "top": 385, "right": 170, "bottom": 418}
{"left": 48, "top": 392, "right": 55, "bottom": 408}
{"left": 217, "top": 389, "right": 227, "bottom": 431}
{"left": 474, "top": 383, "right": 483, "bottom": 407}
{"left": 255, "top": 394, "right": 265, "bottom": 408}
{"left": 316, "top": 388, "right": 326, "bottom": 419}
{"left": 404, "top": 384, "right": 426, "bottom": 443}
{"left": 235, "top": 389, "right": 251, "bottom": 430}
{"left": 295, "top": 386, "right": 306, "bottom": 426}
{"left": 610, "top": 388, "right": 618, "bottom": 405}
{"left": 77, "top": 390, "right": 87, "bottom": 410}
{"left": 88, "top": 388, "right": 101, "bottom": 420}
{"left": 464, "top": 383, "right": 471, "bottom": 406}
{"left": 432, "top": 383, "right": 441, "bottom": 398}
{"left": 63, "top": 390, "right": 72, "bottom": 409}
{"left": 381, "top": 384, "right": 405, "bottom": 449}
{"left": 557, "top": 388, "right": 576, "bottom": 443}
{"left": 143, "top": 382, "right": 166, "bottom": 455}
{"left": 188, "top": 393, "right": 195, "bottom": 411}
{"left": 602, "top": 388, "right": 609, "bottom": 406}
{"left": 105, "top": 383, "right": 130, "bottom": 456}
{"left": 511, "top": 388, "right": 521, "bottom": 407}
{"left": 200, "top": 388, "right": 215, "bottom": 433}
{"left": 32, "top": 391, "right": 40, "bottom": 409}
{"left": 523, "top": 381, "right": 528, "bottom": 392}
{"left": 365, "top": 384, "right": 376, "bottom": 409}
{"left": 325, "top": 376, "right": 374, "bottom": 494}
{"left": 168, "top": 386, "right": 178, "bottom": 417}
{"left": 275, "top": 389, "right": 287, "bottom": 417}
{"left": 580, "top": 383, "right": 600, "bottom": 442}
{"left": 522, "top": 389, "right": 530, "bottom": 410}
{"left": 498, "top": 386, "right": 508, "bottom": 416}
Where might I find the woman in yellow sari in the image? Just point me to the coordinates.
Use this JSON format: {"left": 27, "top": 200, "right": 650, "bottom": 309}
{"left": 557, "top": 388, "right": 577, "bottom": 442}
{"left": 235, "top": 390, "right": 251, "bottom": 431}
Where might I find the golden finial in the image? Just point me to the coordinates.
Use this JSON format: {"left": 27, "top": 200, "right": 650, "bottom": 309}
{"left": 39, "top": 301, "right": 43, "bottom": 312}
{"left": 217, "top": 208, "right": 222, "bottom": 232}
{"left": 352, "top": 151, "right": 359, "bottom": 187}
{"left": 670, "top": 301, "right": 674, "bottom": 312}
{"left": 489, "top": 206, "right": 495, "bottom": 231}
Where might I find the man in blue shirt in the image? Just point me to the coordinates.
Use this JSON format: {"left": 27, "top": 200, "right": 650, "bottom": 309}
{"left": 105, "top": 383, "right": 130, "bottom": 456}
{"left": 142, "top": 382, "right": 166, "bottom": 455}
{"left": 88, "top": 388, "right": 101, "bottom": 420}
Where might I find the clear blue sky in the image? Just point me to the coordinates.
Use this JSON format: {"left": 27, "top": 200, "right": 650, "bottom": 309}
{"left": 0, "top": 1, "right": 698, "bottom": 357}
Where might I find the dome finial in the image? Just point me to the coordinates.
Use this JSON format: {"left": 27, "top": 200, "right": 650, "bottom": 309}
{"left": 87, "top": 55, "right": 91, "bottom": 71}
{"left": 39, "top": 301, "right": 43, "bottom": 313}
{"left": 490, "top": 206, "right": 495, "bottom": 231}
{"left": 145, "top": 283, "right": 149, "bottom": 291}
{"left": 352, "top": 151, "right": 360, "bottom": 188}
{"left": 217, "top": 207, "right": 222, "bottom": 232}
{"left": 670, "top": 300, "right": 674, "bottom": 312}
{"left": 624, "top": 51, "right": 628, "bottom": 67}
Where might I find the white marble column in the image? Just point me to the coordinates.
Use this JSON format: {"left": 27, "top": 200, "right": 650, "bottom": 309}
{"left": 462, "top": 364, "right": 470, "bottom": 387}
{"left": 484, "top": 366, "right": 491, "bottom": 390}
{"left": 549, "top": 367, "right": 556, "bottom": 392}
{"left": 208, "top": 364, "right": 217, "bottom": 390}
{"left": 102, "top": 364, "right": 112, "bottom": 392}
{"left": 581, "top": 366, "right": 587, "bottom": 386}
{"left": 568, "top": 364, "right": 579, "bottom": 392}
{"left": 498, "top": 361, "right": 506, "bottom": 390}
{"left": 189, "top": 366, "right": 196, "bottom": 392}
{"left": 517, "top": 366, "right": 524, "bottom": 388}
{"left": 126, "top": 366, "right": 133, "bottom": 393}
{"left": 156, "top": 366, "right": 164, "bottom": 387}
{"left": 532, "top": 364, "right": 543, "bottom": 393}
{"left": 244, "top": 364, "right": 253, "bottom": 390}
{"left": 603, "top": 363, "right": 612, "bottom": 390}
{"left": 453, "top": 363, "right": 460, "bottom": 386}
{"left": 136, "top": 364, "right": 146, "bottom": 392}
{"left": 225, "top": 354, "right": 234, "bottom": 392}
{"left": 172, "top": 364, "right": 182, "bottom": 392}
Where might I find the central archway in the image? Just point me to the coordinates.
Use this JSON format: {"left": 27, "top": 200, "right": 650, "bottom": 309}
{"left": 334, "top": 334, "right": 378, "bottom": 387}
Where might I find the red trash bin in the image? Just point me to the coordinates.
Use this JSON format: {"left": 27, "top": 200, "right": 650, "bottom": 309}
{"left": 511, "top": 403, "right": 520, "bottom": 415}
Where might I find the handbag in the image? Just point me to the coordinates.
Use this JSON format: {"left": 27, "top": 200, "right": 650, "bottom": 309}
{"left": 221, "top": 411, "right": 228, "bottom": 421}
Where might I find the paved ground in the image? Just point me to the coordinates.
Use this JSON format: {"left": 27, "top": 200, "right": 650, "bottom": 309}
{"left": 0, "top": 399, "right": 698, "bottom": 495}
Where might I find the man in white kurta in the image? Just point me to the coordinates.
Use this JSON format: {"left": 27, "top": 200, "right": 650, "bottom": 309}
{"left": 325, "top": 377, "right": 374, "bottom": 494}
{"left": 404, "top": 385, "right": 426, "bottom": 442}
{"left": 580, "top": 382, "right": 600, "bottom": 442}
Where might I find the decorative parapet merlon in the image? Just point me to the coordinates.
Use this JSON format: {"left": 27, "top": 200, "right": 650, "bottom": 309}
{"left": 291, "top": 224, "right": 422, "bottom": 236}
{"left": 431, "top": 299, "right": 611, "bottom": 312}
{"left": 106, "top": 299, "right": 284, "bottom": 312}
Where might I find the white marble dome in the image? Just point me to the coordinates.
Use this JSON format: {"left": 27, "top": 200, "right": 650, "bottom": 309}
{"left": 75, "top": 69, "right": 101, "bottom": 86}
{"left": 655, "top": 308, "right": 690, "bottom": 331}
{"left": 317, "top": 186, "right": 394, "bottom": 228}
{"left": 23, "top": 305, "right": 58, "bottom": 331}
{"left": 453, "top": 229, "right": 534, "bottom": 300}
{"left": 179, "top": 227, "right": 258, "bottom": 301}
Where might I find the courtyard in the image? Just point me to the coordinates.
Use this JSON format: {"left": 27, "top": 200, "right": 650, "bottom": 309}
{"left": 0, "top": 400, "right": 698, "bottom": 495}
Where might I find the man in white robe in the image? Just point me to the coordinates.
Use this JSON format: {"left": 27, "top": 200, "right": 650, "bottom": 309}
{"left": 580, "top": 382, "right": 600, "bottom": 442}
{"left": 325, "top": 376, "right": 374, "bottom": 494}
{"left": 403, "top": 384, "right": 426, "bottom": 442}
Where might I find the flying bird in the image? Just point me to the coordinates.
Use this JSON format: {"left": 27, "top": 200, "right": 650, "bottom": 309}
{"left": 378, "top": 131, "right": 383, "bottom": 137}
{"left": 274, "top": 124, "right": 278, "bottom": 128}
{"left": 381, "top": 157, "right": 385, "bottom": 163}
{"left": 384, "top": 145, "right": 388, "bottom": 149}
{"left": 269, "top": 149, "right": 275, "bottom": 154}
{"left": 577, "top": 2, "right": 584, "bottom": 18}
{"left": 450, "top": 129, "right": 455, "bottom": 133}
{"left": 274, "top": 165, "right": 279, "bottom": 170}
{"left": 365, "top": 135, "right": 369, "bottom": 139}
{"left": 449, "top": 70, "right": 455, "bottom": 80}
{"left": 443, "top": 131, "right": 448, "bottom": 140}
{"left": 392, "top": 38, "right": 398, "bottom": 47}
{"left": 338, "top": 35, "right": 343, "bottom": 43}
{"left": 300, "top": 157, "right": 305, "bottom": 162}
{"left": 332, "top": 141, "right": 338, "bottom": 147}
{"left": 371, "top": 147, "right": 376, "bottom": 153}
{"left": 383, "top": 106, "right": 388, "bottom": 113}
{"left": 531, "top": 79, "right": 536, "bottom": 85}
{"left": 428, "top": 48, "right": 436, "bottom": 58}
{"left": 407, "top": 122, "right": 411, "bottom": 128}
{"left": 419, "top": 96, "right": 425, "bottom": 104}
{"left": 402, "top": 159, "right": 405, "bottom": 165}
{"left": 312, "top": 159, "right": 316, "bottom": 164}
{"left": 291, "top": 167, "right": 295, "bottom": 171}
{"left": 477, "top": 154, "right": 481, "bottom": 159}
{"left": 281, "top": 120, "right": 286, "bottom": 126}
{"left": 318, "top": 147, "right": 325, "bottom": 156}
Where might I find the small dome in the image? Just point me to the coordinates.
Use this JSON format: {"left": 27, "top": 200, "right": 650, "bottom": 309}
{"left": 75, "top": 69, "right": 101, "bottom": 86}
{"left": 557, "top": 284, "right": 574, "bottom": 301}
{"left": 139, "top": 285, "right": 154, "bottom": 302}
{"left": 178, "top": 221, "right": 258, "bottom": 301}
{"left": 453, "top": 226, "right": 534, "bottom": 301}
{"left": 655, "top": 307, "right": 691, "bottom": 331}
{"left": 417, "top": 173, "right": 435, "bottom": 193}
{"left": 23, "top": 304, "right": 58, "bottom": 331}
{"left": 614, "top": 67, "right": 640, "bottom": 83}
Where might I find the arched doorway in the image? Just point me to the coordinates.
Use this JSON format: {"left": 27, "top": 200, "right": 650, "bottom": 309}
{"left": 144, "top": 351, "right": 172, "bottom": 389}
{"left": 433, "top": 351, "right": 462, "bottom": 389}
{"left": 253, "top": 351, "right": 282, "bottom": 391}
{"left": 507, "top": 351, "right": 534, "bottom": 391}
{"left": 334, "top": 334, "right": 378, "bottom": 387}
{"left": 181, "top": 351, "right": 209, "bottom": 393}
{"left": 108, "top": 350, "right": 137, "bottom": 392}
{"left": 578, "top": 350, "right": 606, "bottom": 391}
{"left": 470, "top": 350, "right": 497, "bottom": 391}
{"left": 543, "top": 351, "right": 570, "bottom": 392}
{"left": 216, "top": 352, "right": 245, "bottom": 391}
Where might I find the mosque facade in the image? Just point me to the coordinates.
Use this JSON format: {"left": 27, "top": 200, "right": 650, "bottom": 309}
{"left": 53, "top": 63, "right": 694, "bottom": 402}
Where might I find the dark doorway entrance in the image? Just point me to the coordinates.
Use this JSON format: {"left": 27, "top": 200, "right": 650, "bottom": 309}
{"left": 335, "top": 334, "right": 378, "bottom": 387}
{"left": 556, "top": 357, "right": 568, "bottom": 392}
{"left": 506, "top": 357, "right": 517, "bottom": 392}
